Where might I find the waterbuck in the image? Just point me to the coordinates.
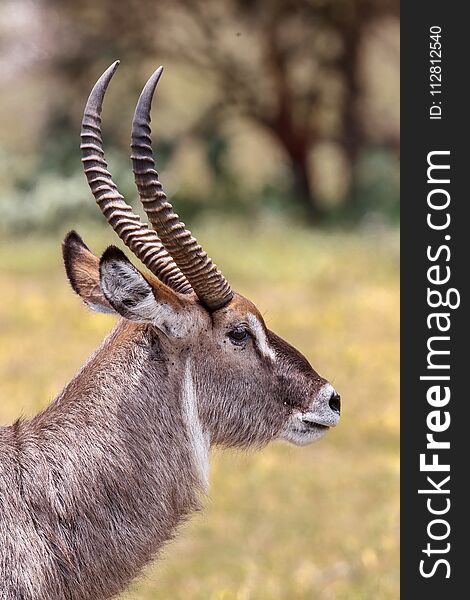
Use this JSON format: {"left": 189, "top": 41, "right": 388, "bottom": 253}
{"left": 0, "top": 62, "right": 341, "bottom": 600}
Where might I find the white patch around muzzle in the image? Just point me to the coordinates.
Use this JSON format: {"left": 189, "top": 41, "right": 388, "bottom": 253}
{"left": 300, "top": 383, "right": 340, "bottom": 428}
{"left": 278, "top": 383, "right": 340, "bottom": 446}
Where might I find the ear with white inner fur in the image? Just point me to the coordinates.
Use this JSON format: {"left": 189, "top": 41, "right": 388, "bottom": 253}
{"left": 62, "top": 230, "right": 117, "bottom": 315}
{"left": 99, "top": 246, "right": 189, "bottom": 336}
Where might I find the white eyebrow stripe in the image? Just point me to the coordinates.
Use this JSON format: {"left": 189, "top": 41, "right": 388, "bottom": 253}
{"left": 247, "top": 314, "right": 276, "bottom": 360}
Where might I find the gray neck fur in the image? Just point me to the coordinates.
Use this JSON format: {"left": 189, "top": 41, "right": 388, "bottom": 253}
{"left": 1, "top": 321, "right": 202, "bottom": 600}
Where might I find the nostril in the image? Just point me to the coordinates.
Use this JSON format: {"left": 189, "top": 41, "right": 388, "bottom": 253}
{"left": 329, "top": 392, "right": 341, "bottom": 415}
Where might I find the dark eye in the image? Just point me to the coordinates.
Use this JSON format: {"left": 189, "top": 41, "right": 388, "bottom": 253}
{"left": 228, "top": 326, "right": 249, "bottom": 345}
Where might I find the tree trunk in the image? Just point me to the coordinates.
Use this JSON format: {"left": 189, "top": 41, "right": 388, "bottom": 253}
{"left": 261, "top": 18, "right": 324, "bottom": 223}
{"left": 337, "top": 27, "right": 364, "bottom": 207}
{"left": 289, "top": 151, "right": 323, "bottom": 223}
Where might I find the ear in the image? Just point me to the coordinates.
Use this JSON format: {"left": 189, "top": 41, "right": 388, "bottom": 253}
{"left": 99, "top": 246, "right": 189, "bottom": 336}
{"left": 62, "top": 231, "right": 117, "bottom": 314}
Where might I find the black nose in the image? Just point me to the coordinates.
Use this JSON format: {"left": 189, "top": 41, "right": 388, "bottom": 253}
{"left": 329, "top": 391, "right": 341, "bottom": 415}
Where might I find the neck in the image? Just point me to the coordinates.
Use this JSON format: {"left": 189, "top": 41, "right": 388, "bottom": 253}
{"left": 1, "top": 320, "right": 207, "bottom": 600}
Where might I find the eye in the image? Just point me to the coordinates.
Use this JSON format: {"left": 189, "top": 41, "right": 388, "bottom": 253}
{"left": 228, "top": 326, "right": 250, "bottom": 345}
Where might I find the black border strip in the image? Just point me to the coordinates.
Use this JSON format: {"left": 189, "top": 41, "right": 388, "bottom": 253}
{"left": 401, "top": 3, "right": 468, "bottom": 596}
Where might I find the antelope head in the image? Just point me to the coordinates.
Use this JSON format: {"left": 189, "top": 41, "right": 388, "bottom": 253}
{"left": 63, "top": 62, "right": 340, "bottom": 452}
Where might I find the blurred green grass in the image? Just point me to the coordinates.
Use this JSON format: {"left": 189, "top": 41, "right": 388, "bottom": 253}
{"left": 0, "top": 221, "right": 399, "bottom": 599}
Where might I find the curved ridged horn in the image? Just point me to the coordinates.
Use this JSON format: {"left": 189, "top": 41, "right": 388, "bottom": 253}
{"left": 131, "top": 67, "right": 233, "bottom": 311}
{"left": 81, "top": 61, "right": 193, "bottom": 295}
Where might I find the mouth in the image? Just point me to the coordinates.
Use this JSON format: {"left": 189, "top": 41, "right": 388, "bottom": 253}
{"left": 301, "top": 415, "right": 337, "bottom": 428}
{"left": 279, "top": 415, "right": 331, "bottom": 446}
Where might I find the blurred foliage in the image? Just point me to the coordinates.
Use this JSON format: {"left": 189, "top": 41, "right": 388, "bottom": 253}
{"left": 0, "top": 223, "right": 399, "bottom": 599}
{"left": 0, "top": 0, "right": 398, "bottom": 231}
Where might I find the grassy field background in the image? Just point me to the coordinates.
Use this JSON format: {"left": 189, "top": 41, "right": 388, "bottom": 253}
{"left": 0, "top": 221, "right": 399, "bottom": 599}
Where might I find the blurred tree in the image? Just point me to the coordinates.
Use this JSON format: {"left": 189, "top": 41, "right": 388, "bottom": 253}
{"left": 42, "top": 0, "right": 398, "bottom": 221}
{"left": 321, "top": 1, "right": 399, "bottom": 205}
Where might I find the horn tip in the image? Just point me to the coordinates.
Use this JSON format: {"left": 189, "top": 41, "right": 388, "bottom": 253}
{"left": 150, "top": 65, "right": 164, "bottom": 86}
{"left": 109, "top": 60, "right": 120, "bottom": 74}
{"left": 89, "top": 60, "right": 120, "bottom": 102}
{"left": 152, "top": 65, "right": 164, "bottom": 85}
{"left": 136, "top": 65, "right": 164, "bottom": 115}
